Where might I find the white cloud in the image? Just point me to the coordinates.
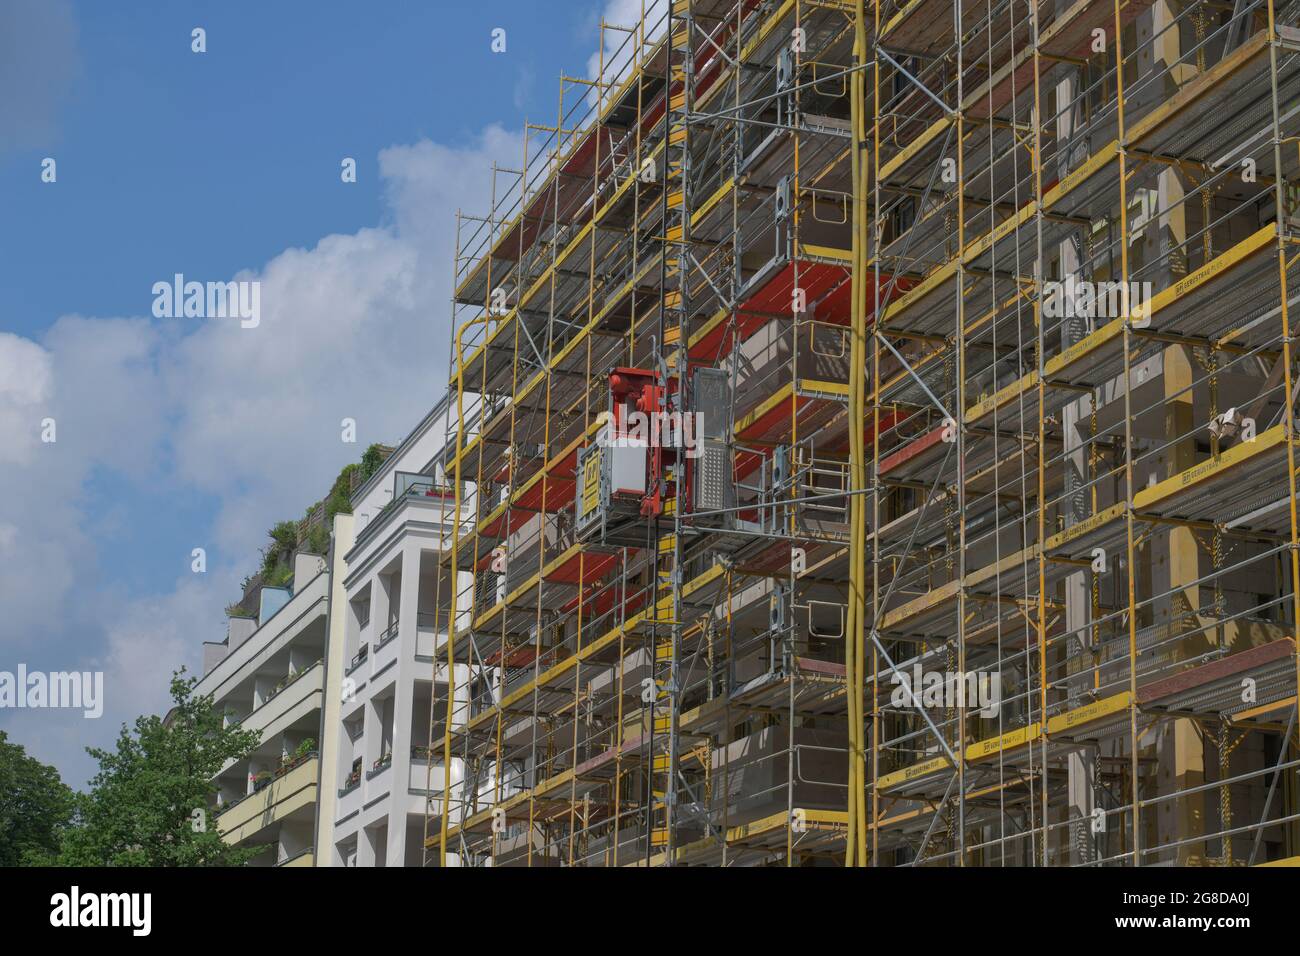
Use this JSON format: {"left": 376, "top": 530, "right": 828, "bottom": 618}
{"left": 44, "top": 316, "right": 168, "bottom": 479}
{"left": 101, "top": 575, "right": 221, "bottom": 709}
{"left": 0, "top": 125, "right": 521, "bottom": 784}
{"left": 0, "top": 331, "right": 53, "bottom": 465}
{"left": 586, "top": 0, "right": 667, "bottom": 106}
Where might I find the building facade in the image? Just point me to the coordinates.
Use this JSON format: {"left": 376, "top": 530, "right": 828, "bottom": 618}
{"left": 321, "top": 402, "right": 469, "bottom": 866}
{"left": 198, "top": 401, "right": 468, "bottom": 867}
{"left": 193, "top": 0, "right": 1300, "bottom": 868}
{"left": 198, "top": 552, "right": 330, "bottom": 866}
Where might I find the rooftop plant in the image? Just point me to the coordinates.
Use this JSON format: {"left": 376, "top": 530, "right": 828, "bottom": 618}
{"left": 230, "top": 444, "right": 392, "bottom": 612}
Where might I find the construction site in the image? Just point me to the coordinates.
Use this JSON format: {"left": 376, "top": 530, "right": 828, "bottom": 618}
{"left": 423, "top": 0, "right": 1300, "bottom": 866}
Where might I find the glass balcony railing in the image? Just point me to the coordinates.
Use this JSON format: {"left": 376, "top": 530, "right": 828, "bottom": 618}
{"left": 353, "top": 476, "right": 462, "bottom": 550}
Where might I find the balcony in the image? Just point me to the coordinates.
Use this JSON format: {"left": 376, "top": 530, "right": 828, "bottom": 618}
{"left": 415, "top": 612, "right": 445, "bottom": 659}
{"left": 345, "top": 621, "right": 401, "bottom": 684}
{"left": 373, "top": 620, "right": 401, "bottom": 674}
{"left": 238, "top": 660, "right": 324, "bottom": 742}
{"left": 366, "top": 752, "right": 393, "bottom": 780}
{"left": 408, "top": 746, "right": 447, "bottom": 794}
{"left": 336, "top": 761, "right": 364, "bottom": 821}
{"left": 346, "top": 643, "right": 369, "bottom": 675}
{"left": 352, "top": 478, "right": 458, "bottom": 554}
{"left": 339, "top": 767, "right": 362, "bottom": 797}
{"left": 217, "top": 754, "right": 319, "bottom": 846}
{"left": 197, "top": 572, "right": 329, "bottom": 703}
{"left": 262, "top": 658, "right": 322, "bottom": 707}
{"left": 374, "top": 620, "right": 400, "bottom": 652}
{"left": 278, "top": 849, "right": 315, "bottom": 867}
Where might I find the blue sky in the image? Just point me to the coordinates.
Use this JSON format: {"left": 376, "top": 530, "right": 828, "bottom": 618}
{"left": 3, "top": 1, "right": 602, "bottom": 330}
{"left": 0, "top": 0, "right": 636, "bottom": 785}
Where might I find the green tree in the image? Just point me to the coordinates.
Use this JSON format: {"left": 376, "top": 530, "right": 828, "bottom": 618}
{"left": 0, "top": 731, "right": 73, "bottom": 866}
{"left": 56, "top": 670, "right": 261, "bottom": 866}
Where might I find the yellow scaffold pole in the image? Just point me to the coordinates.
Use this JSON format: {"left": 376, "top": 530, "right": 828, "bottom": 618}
{"left": 439, "top": 311, "right": 496, "bottom": 867}
{"left": 846, "top": 0, "right": 869, "bottom": 866}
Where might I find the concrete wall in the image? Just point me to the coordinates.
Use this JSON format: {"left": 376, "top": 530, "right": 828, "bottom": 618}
{"left": 315, "top": 511, "right": 355, "bottom": 864}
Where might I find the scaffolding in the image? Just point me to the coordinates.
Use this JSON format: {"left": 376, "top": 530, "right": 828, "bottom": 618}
{"left": 424, "top": 0, "right": 1300, "bottom": 866}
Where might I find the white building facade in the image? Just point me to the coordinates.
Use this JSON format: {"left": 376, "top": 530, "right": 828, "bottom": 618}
{"left": 320, "top": 402, "right": 470, "bottom": 866}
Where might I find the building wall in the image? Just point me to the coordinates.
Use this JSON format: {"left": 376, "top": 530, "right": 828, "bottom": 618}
{"left": 315, "top": 511, "right": 355, "bottom": 863}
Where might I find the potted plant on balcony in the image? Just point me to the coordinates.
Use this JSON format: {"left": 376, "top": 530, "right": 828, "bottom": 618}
{"left": 251, "top": 770, "right": 272, "bottom": 792}
{"left": 266, "top": 676, "right": 285, "bottom": 702}
{"left": 342, "top": 757, "right": 362, "bottom": 790}
{"left": 277, "top": 738, "right": 316, "bottom": 776}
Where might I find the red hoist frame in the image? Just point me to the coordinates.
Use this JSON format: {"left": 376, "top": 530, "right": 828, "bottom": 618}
{"left": 606, "top": 366, "right": 681, "bottom": 519}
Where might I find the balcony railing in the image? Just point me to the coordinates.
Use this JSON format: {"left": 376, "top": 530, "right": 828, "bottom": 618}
{"left": 261, "top": 658, "right": 323, "bottom": 709}
{"left": 353, "top": 478, "right": 460, "bottom": 550}
{"left": 347, "top": 643, "right": 369, "bottom": 674}
{"left": 217, "top": 754, "right": 320, "bottom": 839}
{"left": 386, "top": 479, "right": 454, "bottom": 515}
{"left": 277, "top": 848, "right": 315, "bottom": 867}
{"left": 366, "top": 752, "right": 393, "bottom": 780}
{"left": 339, "top": 768, "right": 362, "bottom": 797}
{"left": 249, "top": 749, "right": 319, "bottom": 795}
{"left": 375, "top": 620, "right": 400, "bottom": 651}
{"left": 237, "top": 659, "right": 324, "bottom": 729}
